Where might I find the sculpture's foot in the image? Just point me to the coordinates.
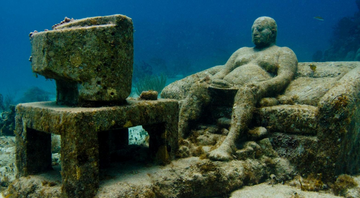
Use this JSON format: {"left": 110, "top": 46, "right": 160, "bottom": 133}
{"left": 208, "top": 144, "right": 233, "bottom": 161}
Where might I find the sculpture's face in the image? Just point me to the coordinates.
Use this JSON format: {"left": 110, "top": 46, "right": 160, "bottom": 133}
{"left": 251, "top": 17, "right": 276, "bottom": 48}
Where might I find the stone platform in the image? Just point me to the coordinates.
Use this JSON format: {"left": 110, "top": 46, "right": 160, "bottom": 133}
{"left": 14, "top": 98, "right": 178, "bottom": 197}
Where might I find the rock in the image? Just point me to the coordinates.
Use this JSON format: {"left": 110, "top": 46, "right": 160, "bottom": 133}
{"left": 177, "top": 145, "right": 191, "bottom": 158}
{"left": 235, "top": 146, "right": 255, "bottom": 160}
{"left": 332, "top": 174, "right": 358, "bottom": 196}
{"left": 0, "top": 136, "right": 16, "bottom": 191}
{"left": 248, "top": 126, "right": 268, "bottom": 140}
{"left": 196, "top": 133, "right": 221, "bottom": 146}
{"left": 139, "top": 90, "right": 158, "bottom": 100}
{"left": 217, "top": 117, "right": 231, "bottom": 128}
{"left": 258, "top": 138, "right": 279, "bottom": 158}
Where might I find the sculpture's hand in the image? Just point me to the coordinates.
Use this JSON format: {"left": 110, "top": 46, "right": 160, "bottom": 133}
{"left": 244, "top": 82, "right": 268, "bottom": 97}
{"left": 210, "top": 78, "right": 233, "bottom": 88}
{"left": 199, "top": 75, "right": 212, "bottom": 83}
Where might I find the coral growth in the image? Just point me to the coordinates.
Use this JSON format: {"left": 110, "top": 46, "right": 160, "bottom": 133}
{"left": 133, "top": 61, "right": 154, "bottom": 82}
{"left": 0, "top": 87, "right": 52, "bottom": 136}
{"left": 332, "top": 174, "right": 358, "bottom": 196}
{"left": 0, "top": 93, "right": 16, "bottom": 112}
{"left": 134, "top": 74, "right": 167, "bottom": 96}
{"left": 0, "top": 92, "right": 16, "bottom": 136}
{"left": 17, "top": 87, "right": 50, "bottom": 103}
{"left": 51, "top": 17, "right": 75, "bottom": 29}
{"left": 0, "top": 105, "right": 15, "bottom": 136}
{"left": 139, "top": 90, "right": 158, "bottom": 100}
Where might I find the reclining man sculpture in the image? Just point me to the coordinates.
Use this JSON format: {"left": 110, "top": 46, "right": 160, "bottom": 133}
{"left": 179, "top": 16, "right": 298, "bottom": 161}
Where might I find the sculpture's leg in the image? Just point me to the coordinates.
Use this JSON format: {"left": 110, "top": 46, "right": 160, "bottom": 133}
{"left": 209, "top": 85, "right": 257, "bottom": 161}
{"left": 178, "top": 81, "right": 211, "bottom": 138}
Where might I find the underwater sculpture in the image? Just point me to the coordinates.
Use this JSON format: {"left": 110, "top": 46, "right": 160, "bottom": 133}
{"left": 178, "top": 16, "right": 298, "bottom": 161}
{"left": 4, "top": 13, "right": 360, "bottom": 197}
{"left": 162, "top": 18, "right": 360, "bottom": 186}
{"left": 11, "top": 15, "right": 179, "bottom": 198}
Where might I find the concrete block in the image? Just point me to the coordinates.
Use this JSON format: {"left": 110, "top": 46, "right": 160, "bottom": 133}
{"left": 30, "top": 15, "right": 133, "bottom": 106}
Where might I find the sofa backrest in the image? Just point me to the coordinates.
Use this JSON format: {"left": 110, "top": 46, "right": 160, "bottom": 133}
{"left": 277, "top": 62, "right": 359, "bottom": 106}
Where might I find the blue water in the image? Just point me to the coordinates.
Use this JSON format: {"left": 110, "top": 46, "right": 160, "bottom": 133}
{"left": 0, "top": 0, "right": 357, "bottom": 100}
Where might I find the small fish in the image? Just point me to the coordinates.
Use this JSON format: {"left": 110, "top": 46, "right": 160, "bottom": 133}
{"left": 313, "top": 16, "right": 324, "bottom": 21}
{"left": 309, "top": 64, "right": 317, "bottom": 72}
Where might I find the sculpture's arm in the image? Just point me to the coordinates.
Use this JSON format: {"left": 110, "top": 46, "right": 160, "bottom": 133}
{"left": 258, "top": 47, "right": 298, "bottom": 98}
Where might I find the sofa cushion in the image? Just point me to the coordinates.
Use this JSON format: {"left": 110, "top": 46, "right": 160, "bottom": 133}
{"left": 254, "top": 104, "right": 318, "bottom": 135}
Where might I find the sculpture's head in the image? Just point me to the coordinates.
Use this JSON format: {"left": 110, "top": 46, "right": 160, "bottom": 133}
{"left": 251, "top": 16, "right": 277, "bottom": 48}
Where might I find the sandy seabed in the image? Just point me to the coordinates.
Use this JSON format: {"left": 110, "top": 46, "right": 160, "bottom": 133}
{"left": 1, "top": 134, "right": 359, "bottom": 198}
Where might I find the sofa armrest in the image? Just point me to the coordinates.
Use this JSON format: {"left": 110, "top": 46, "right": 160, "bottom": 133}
{"left": 160, "top": 66, "right": 223, "bottom": 100}
{"left": 318, "top": 66, "right": 360, "bottom": 122}
{"left": 317, "top": 66, "right": 360, "bottom": 178}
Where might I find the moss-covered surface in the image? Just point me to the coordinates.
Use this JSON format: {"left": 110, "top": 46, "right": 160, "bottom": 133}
{"left": 30, "top": 15, "right": 134, "bottom": 106}
{"left": 161, "top": 61, "right": 360, "bottom": 183}
{"left": 255, "top": 105, "right": 318, "bottom": 135}
{"left": 332, "top": 174, "right": 358, "bottom": 196}
{"left": 13, "top": 98, "right": 178, "bottom": 197}
{"left": 4, "top": 155, "right": 295, "bottom": 198}
{"left": 8, "top": 62, "right": 360, "bottom": 197}
{"left": 316, "top": 66, "right": 360, "bottom": 181}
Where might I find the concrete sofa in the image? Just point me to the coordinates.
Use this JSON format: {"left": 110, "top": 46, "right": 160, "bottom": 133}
{"left": 161, "top": 61, "right": 360, "bottom": 181}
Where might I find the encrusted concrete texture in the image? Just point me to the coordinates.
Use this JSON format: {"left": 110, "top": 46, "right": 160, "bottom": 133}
{"left": 161, "top": 61, "right": 360, "bottom": 182}
{"left": 5, "top": 143, "right": 296, "bottom": 198}
{"left": 254, "top": 104, "right": 318, "bottom": 135}
{"left": 161, "top": 62, "right": 358, "bottom": 101}
{"left": 317, "top": 65, "right": 360, "bottom": 180}
{"left": 30, "top": 15, "right": 133, "bottom": 105}
{"left": 14, "top": 98, "right": 178, "bottom": 197}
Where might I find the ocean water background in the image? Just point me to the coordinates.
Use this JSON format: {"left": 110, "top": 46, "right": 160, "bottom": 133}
{"left": 0, "top": 0, "right": 357, "bottom": 100}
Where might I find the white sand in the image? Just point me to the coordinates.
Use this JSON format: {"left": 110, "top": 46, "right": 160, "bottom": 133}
{"left": 230, "top": 183, "right": 342, "bottom": 198}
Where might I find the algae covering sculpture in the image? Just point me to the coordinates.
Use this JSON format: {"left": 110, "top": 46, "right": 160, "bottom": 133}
{"left": 10, "top": 14, "right": 179, "bottom": 198}
{"left": 29, "top": 14, "right": 133, "bottom": 106}
{"left": 177, "top": 16, "right": 298, "bottom": 161}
